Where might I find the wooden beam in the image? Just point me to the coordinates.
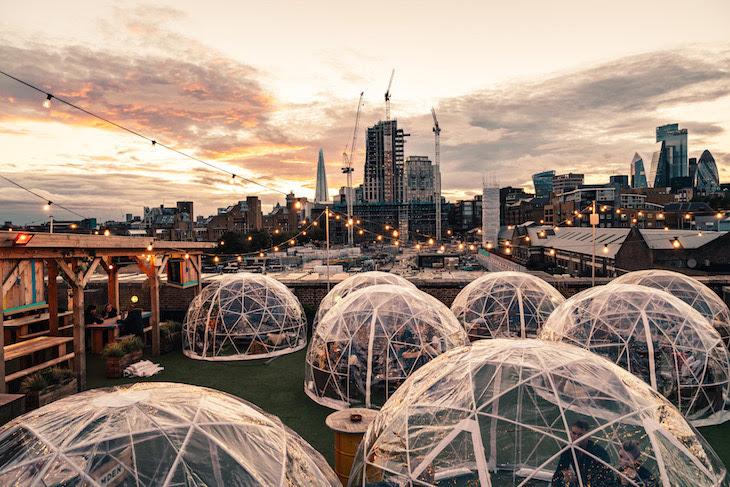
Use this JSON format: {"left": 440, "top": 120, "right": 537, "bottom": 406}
{"left": 135, "top": 257, "right": 155, "bottom": 279}
{"left": 149, "top": 274, "right": 160, "bottom": 356}
{"left": 80, "top": 257, "right": 102, "bottom": 288}
{"left": 1, "top": 261, "right": 21, "bottom": 295}
{"left": 55, "top": 259, "right": 80, "bottom": 287}
{"left": 155, "top": 255, "right": 169, "bottom": 278}
{"left": 46, "top": 260, "right": 59, "bottom": 336}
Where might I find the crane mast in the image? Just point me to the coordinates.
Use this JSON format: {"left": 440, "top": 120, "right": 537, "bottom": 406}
{"left": 432, "top": 107, "right": 442, "bottom": 242}
{"left": 342, "top": 92, "right": 364, "bottom": 247}
{"left": 384, "top": 69, "right": 394, "bottom": 121}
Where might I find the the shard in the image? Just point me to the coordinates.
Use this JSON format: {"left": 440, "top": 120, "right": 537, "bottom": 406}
{"left": 314, "top": 148, "right": 329, "bottom": 203}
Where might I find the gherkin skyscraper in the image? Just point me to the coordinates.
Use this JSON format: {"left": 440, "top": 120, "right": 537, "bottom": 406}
{"left": 314, "top": 148, "right": 329, "bottom": 203}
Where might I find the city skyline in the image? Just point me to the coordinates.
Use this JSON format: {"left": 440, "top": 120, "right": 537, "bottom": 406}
{"left": 1, "top": 1, "right": 730, "bottom": 224}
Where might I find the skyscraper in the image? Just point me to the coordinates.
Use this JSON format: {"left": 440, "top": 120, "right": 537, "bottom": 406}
{"left": 532, "top": 170, "right": 556, "bottom": 199}
{"left": 552, "top": 173, "right": 584, "bottom": 195}
{"left": 482, "top": 180, "right": 500, "bottom": 249}
{"left": 630, "top": 153, "right": 648, "bottom": 188}
{"left": 363, "top": 120, "right": 408, "bottom": 203}
{"left": 405, "top": 156, "right": 434, "bottom": 202}
{"left": 695, "top": 150, "right": 720, "bottom": 193}
{"left": 656, "top": 123, "right": 688, "bottom": 182}
{"left": 314, "top": 148, "right": 329, "bottom": 203}
{"left": 647, "top": 141, "right": 665, "bottom": 188}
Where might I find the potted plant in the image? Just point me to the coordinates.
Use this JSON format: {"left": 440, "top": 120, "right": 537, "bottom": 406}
{"left": 21, "top": 367, "right": 77, "bottom": 410}
{"left": 160, "top": 321, "right": 183, "bottom": 354}
{"left": 103, "top": 336, "right": 144, "bottom": 378}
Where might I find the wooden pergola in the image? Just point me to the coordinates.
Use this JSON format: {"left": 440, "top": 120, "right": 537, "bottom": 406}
{"left": 0, "top": 232, "right": 215, "bottom": 393}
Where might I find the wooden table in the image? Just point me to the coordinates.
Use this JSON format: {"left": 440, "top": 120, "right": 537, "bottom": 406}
{"left": 0, "top": 394, "right": 25, "bottom": 425}
{"left": 3, "top": 311, "right": 73, "bottom": 343}
{"left": 86, "top": 312, "right": 153, "bottom": 354}
{"left": 3, "top": 336, "right": 75, "bottom": 383}
{"left": 87, "top": 319, "right": 120, "bottom": 354}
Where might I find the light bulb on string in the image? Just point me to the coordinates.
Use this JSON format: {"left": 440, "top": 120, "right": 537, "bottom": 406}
{"left": 237, "top": 256, "right": 242, "bottom": 262}
{"left": 43, "top": 201, "right": 52, "bottom": 211}
{"left": 43, "top": 93, "right": 52, "bottom": 109}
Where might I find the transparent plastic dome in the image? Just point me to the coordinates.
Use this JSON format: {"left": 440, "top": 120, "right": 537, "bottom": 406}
{"left": 541, "top": 284, "right": 730, "bottom": 425}
{"left": 0, "top": 382, "right": 339, "bottom": 486}
{"left": 315, "top": 271, "right": 416, "bottom": 324}
{"left": 451, "top": 271, "right": 565, "bottom": 340}
{"left": 349, "top": 339, "right": 729, "bottom": 487}
{"left": 612, "top": 269, "right": 730, "bottom": 347}
{"left": 183, "top": 273, "right": 307, "bottom": 360}
{"left": 305, "top": 284, "right": 469, "bottom": 410}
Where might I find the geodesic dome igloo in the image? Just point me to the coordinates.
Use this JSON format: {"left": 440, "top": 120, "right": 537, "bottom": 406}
{"left": 183, "top": 273, "right": 307, "bottom": 360}
{"left": 450, "top": 271, "right": 565, "bottom": 341}
{"left": 612, "top": 269, "right": 730, "bottom": 347}
{"left": 305, "top": 284, "right": 468, "bottom": 410}
{"left": 0, "top": 382, "right": 339, "bottom": 486}
{"left": 314, "top": 271, "right": 416, "bottom": 325}
{"left": 540, "top": 284, "right": 730, "bottom": 425}
{"left": 349, "top": 339, "right": 729, "bottom": 487}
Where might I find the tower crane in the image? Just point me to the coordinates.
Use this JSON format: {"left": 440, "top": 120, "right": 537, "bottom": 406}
{"left": 342, "top": 92, "right": 364, "bottom": 247}
{"left": 384, "top": 69, "right": 394, "bottom": 121}
{"left": 432, "top": 107, "right": 442, "bottom": 242}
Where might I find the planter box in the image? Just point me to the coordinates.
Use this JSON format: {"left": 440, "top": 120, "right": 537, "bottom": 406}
{"left": 25, "top": 378, "right": 78, "bottom": 410}
{"left": 105, "top": 350, "right": 143, "bottom": 378}
{"left": 160, "top": 331, "right": 181, "bottom": 354}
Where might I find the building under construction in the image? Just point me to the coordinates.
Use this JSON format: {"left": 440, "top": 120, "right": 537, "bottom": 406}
{"left": 363, "top": 120, "right": 408, "bottom": 203}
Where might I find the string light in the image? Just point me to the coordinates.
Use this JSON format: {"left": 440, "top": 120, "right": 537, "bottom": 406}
{"left": 312, "top": 221, "right": 318, "bottom": 226}
{"left": 385, "top": 225, "right": 391, "bottom": 231}
{"left": 458, "top": 243, "right": 464, "bottom": 250}
{"left": 184, "top": 253, "right": 189, "bottom": 260}
{"left": 376, "top": 235, "right": 383, "bottom": 241}
{"left": 0, "top": 69, "right": 289, "bottom": 196}
{"left": 505, "top": 247, "right": 512, "bottom": 255}
{"left": 428, "top": 238, "right": 434, "bottom": 245}
{"left": 259, "top": 252, "right": 264, "bottom": 257}
{"left": 274, "top": 246, "right": 279, "bottom": 252}
{"left": 468, "top": 244, "right": 475, "bottom": 251}
{"left": 439, "top": 245, "right": 445, "bottom": 252}
{"left": 394, "top": 240, "right": 399, "bottom": 247}
{"left": 485, "top": 243, "right": 492, "bottom": 250}
{"left": 416, "top": 243, "right": 422, "bottom": 250}
{"left": 290, "top": 239, "right": 296, "bottom": 245}
{"left": 247, "top": 236, "right": 253, "bottom": 241}
{"left": 549, "top": 248, "right": 556, "bottom": 256}
{"left": 392, "top": 230, "right": 399, "bottom": 238}
{"left": 146, "top": 243, "right": 153, "bottom": 251}
{"left": 302, "top": 231, "right": 307, "bottom": 236}
{"left": 672, "top": 237, "right": 681, "bottom": 249}
{"left": 603, "top": 244, "right": 609, "bottom": 254}
{"left": 358, "top": 229, "right": 364, "bottom": 235}
{"left": 237, "top": 255, "right": 242, "bottom": 262}
{"left": 335, "top": 215, "right": 340, "bottom": 220}
{"left": 219, "top": 240, "right": 225, "bottom": 245}
{"left": 43, "top": 201, "right": 52, "bottom": 211}
{"left": 214, "top": 256, "right": 220, "bottom": 263}
{"left": 103, "top": 229, "right": 110, "bottom": 236}
{"left": 294, "top": 201, "right": 302, "bottom": 209}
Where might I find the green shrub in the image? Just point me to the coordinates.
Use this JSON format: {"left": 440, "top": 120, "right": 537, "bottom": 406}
{"left": 21, "top": 373, "right": 49, "bottom": 392}
{"left": 160, "top": 321, "right": 182, "bottom": 337}
{"left": 102, "top": 341, "right": 126, "bottom": 358}
{"left": 120, "top": 336, "right": 144, "bottom": 354}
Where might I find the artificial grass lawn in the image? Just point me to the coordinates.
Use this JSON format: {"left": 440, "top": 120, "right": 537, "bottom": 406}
{"left": 87, "top": 349, "right": 730, "bottom": 470}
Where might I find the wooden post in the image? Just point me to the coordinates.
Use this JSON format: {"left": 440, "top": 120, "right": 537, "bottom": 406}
{"left": 47, "top": 260, "right": 59, "bottom": 336}
{"left": 196, "top": 254, "right": 203, "bottom": 295}
{"left": 150, "top": 274, "right": 160, "bottom": 356}
{"left": 71, "top": 259, "right": 86, "bottom": 391}
{"left": 0, "top": 300, "right": 5, "bottom": 394}
{"left": 104, "top": 258, "right": 120, "bottom": 314}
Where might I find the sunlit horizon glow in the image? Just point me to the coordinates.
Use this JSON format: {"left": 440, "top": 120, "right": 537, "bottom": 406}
{"left": 1, "top": 0, "right": 730, "bottom": 224}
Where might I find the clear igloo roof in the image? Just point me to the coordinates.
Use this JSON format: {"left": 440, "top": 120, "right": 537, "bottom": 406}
{"left": 611, "top": 269, "right": 730, "bottom": 347}
{"left": 183, "top": 273, "right": 307, "bottom": 360}
{"left": 315, "top": 271, "right": 416, "bottom": 324}
{"left": 0, "top": 383, "right": 339, "bottom": 486}
{"left": 541, "top": 284, "right": 730, "bottom": 425}
{"left": 305, "top": 284, "right": 468, "bottom": 410}
{"left": 450, "top": 271, "right": 565, "bottom": 340}
{"left": 349, "top": 339, "right": 728, "bottom": 487}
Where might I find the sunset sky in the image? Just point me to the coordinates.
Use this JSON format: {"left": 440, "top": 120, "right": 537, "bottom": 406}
{"left": 2, "top": 0, "right": 730, "bottom": 224}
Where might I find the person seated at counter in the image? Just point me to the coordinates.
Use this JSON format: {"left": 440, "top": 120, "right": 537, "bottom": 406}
{"left": 84, "top": 305, "right": 104, "bottom": 325}
{"left": 101, "top": 303, "right": 118, "bottom": 319}
{"left": 119, "top": 307, "right": 144, "bottom": 338}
